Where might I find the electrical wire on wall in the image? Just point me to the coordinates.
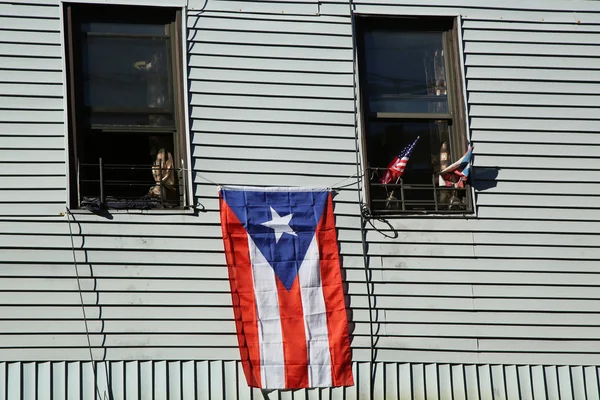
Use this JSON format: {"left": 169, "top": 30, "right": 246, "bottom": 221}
{"left": 66, "top": 208, "right": 109, "bottom": 400}
{"left": 348, "top": 0, "right": 377, "bottom": 398}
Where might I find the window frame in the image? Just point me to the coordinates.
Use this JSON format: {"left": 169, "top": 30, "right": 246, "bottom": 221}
{"left": 355, "top": 15, "right": 473, "bottom": 216}
{"left": 63, "top": 3, "right": 189, "bottom": 209}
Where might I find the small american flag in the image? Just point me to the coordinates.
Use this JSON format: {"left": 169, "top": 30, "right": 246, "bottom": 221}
{"left": 380, "top": 137, "right": 420, "bottom": 185}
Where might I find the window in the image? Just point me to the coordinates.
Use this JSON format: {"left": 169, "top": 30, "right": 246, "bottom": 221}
{"left": 356, "top": 17, "right": 472, "bottom": 214}
{"left": 64, "top": 4, "right": 187, "bottom": 209}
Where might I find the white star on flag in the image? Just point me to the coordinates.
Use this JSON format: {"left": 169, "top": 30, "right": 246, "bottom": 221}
{"left": 261, "top": 207, "right": 297, "bottom": 243}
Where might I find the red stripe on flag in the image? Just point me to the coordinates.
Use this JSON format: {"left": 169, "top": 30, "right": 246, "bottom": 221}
{"left": 219, "top": 197, "right": 261, "bottom": 387}
{"left": 276, "top": 276, "right": 309, "bottom": 388}
{"left": 317, "top": 194, "right": 354, "bottom": 387}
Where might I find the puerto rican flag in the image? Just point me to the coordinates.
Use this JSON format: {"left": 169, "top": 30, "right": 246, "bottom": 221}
{"left": 438, "top": 146, "right": 473, "bottom": 188}
{"left": 219, "top": 186, "right": 353, "bottom": 389}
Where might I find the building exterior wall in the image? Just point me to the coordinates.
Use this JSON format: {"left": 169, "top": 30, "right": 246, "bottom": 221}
{"left": 1, "top": 0, "right": 600, "bottom": 398}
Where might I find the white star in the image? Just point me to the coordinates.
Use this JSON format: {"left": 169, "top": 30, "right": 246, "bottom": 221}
{"left": 261, "top": 207, "right": 297, "bottom": 244}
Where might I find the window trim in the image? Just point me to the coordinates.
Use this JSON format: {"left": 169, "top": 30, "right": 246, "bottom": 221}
{"left": 62, "top": 2, "right": 191, "bottom": 210}
{"left": 355, "top": 15, "right": 473, "bottom": 216}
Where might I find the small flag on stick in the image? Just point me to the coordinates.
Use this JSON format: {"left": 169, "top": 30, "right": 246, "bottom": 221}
{"left": 438, "top": 146, "right": 473, "bottom": 188}
{"left": 380, "top": 137, "right": 420, "bottom": 185}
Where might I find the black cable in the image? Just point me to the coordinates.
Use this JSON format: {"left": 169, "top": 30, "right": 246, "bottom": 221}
{"left": 347, "top": 1, "right": 376, "bottom": 397}
{"left": 66, "top": 207, "right": 105, "bottom": 400}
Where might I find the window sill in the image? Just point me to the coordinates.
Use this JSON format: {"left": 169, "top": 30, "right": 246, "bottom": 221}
{"left": 64, "top": 207, "right": 197, "bottom": 216}
{"left": 364, "top": 209, "right": 477, "bottom": 219}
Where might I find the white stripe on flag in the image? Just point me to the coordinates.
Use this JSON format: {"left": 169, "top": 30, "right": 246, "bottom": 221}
{"left": 247, "top": 235, "right": 286, "bottom": 389}
{"left": 297, "top": 235, "right": 332, "bottom": 388}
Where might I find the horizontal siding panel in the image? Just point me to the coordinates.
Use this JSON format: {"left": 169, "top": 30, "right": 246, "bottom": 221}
{"left": 0, "top": 203, "right": 66, "bottom": 217}
{"left": 0, "top": 3, "right": 58, "bottom": 19}
{"left": 0, "top": 305, "right": 237, "bottom": 320}
{"left": 378, "top": 257, "right": 600, "bottom": 274}
{"left": 475, "top": 179, "right": 600, "bottom": 196}
{"left": 469, "top": 92, "right": 600, "bottom": 107}
{"left": 200, "top": 0, "right": 319, "bottom": 16}
{"left": 188, "top": 67, "right": 353, "bottom": 86}
{"left": 0, "top": 16, "right": 60, "bottom": 31}
{"left": 476, "top": 181, "right": 600, "bottom": 196}
{"left": 0, "top": 96, "right": 64, "bottom": 110}
{"left": 192, "top": 132, "right": 356, "bottom": 151}
{"left": 196, "top": 171, "right": 359, "bottom": 187}
{"left": 476, "top": 168, "right": 600, "bottom": 183}
{"left": 467, "top": 67, "right": 600, "bottom": 83}
{"left": 0, "top": 347, "right": 241, "bottom": 361}
{"left": 0, "top": 70, "right": 64, "bottom": 84}
{"left": 463, "top": 18, "right": 600, "bottom": 32}
{"left": 0, "top": 163, "right": 65, "bottom": 176}
{"left": 188, "top": 41, "right": 352, "bottom": 60}
{"left": 463, "top": 29, "right": 600, "bottom": 44}
{"left": 194, "top": 158, "right": 356, "bottom": 177}
{"left": 192, "top": 145, "right": 355, "bottom": 164}
{"left": 465, "top": 54, "right": 600, "bottom": 70}
{"left": 385, "top": 310, "right": 600, "bottom": 326}
{"left": 190, "top": 80, "right": 353, "bottom": 99}
{"left": 0, "top": 149, "right": 65, "bottom": 162}
{"left": 471, "top": 104, "right": 600, "bottom": 120}
{"left": 381, "top": 270, "right": 600, "bottom": 286}
{"left": 188, "top": 29, "right": 350, "bottom": 48}
{"left": 0, "top": 248, "right": 228, "bottom": 265}
{"left": 475, "top": 154, "right": 600, "bottom": 170}
{"left": 476, "top": 193, "right": 600, "bottom": 208}
{"left": 471, "top": 284, "right": 600, "bottom": 300}
{"left": 190, "top": 93, "right": 353, "bottom": 112}
{"left": 470, "top": 118, "right": 600, "bottom": 132}
{"left": 0, "top": 291, "right": 234, "bottom": 306}
{"left": 189, "top": 54, "right": 352, "bottom": 73}
{"left": 465, "top": 41, "right": 600, "bottom": 57}
{"left": 472, "top": 298, "right": 600, "bottom": 313}
{"left": 475, "top": 142, "right": 600, "bottom": 157}
{"left": 371, "top": 218, "right": 600, "bottom": 235}
{"left": 0, "top": 29, "right": 60, "bottom": 45}
{"left": 479, "top": 339, "right": 600, "bottom": 353}
{"left": 0, "top": 55, "right": 63, "bottom": 71}
{"left": 0, "top": 83, "right": 63, "bottom": 97}
{"left": 473, "top": 245, "right": 600, "bottom": 260}
{"left": 478, "top": 206, "right": 600, "bottom": 221}
{"left": 187, "top": 15, "right": 350, "bottom": 35}
{"left": 192, "top": 106, "right": 353, "bottom": 125}
{"left": 382, "top": 323, "right": 600, "bottom": 340}
{"left": 0, "top": 333, "right": 238, "bottom": 348}
{"left": 0, "top": 43, "right": 60, "bottom": 58}
{"left": 467, "top": 79, "right": 600, "bottom": 94}
{"left": 369, "top": 228, "right": 600, "bottom": 248}
{"left": 0, "top": 109, "right": 64, "bottom": 122}
{"left": 0, "top": 136, "right": 64, "bottom": 149}
{"left": 0, "top": 189, "right": 65, "bottom": 202}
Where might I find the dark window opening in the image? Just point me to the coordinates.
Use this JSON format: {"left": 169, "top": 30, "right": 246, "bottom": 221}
{"left": 64, "top": 4, "right": 187, "bottom": 209}
{"left": 357, "top": 17, "right": 472, "bottom": 215}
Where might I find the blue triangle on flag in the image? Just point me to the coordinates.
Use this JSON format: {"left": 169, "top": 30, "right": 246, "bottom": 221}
{"left": 221, "top": 188, "right": 329, "bottom": 291}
